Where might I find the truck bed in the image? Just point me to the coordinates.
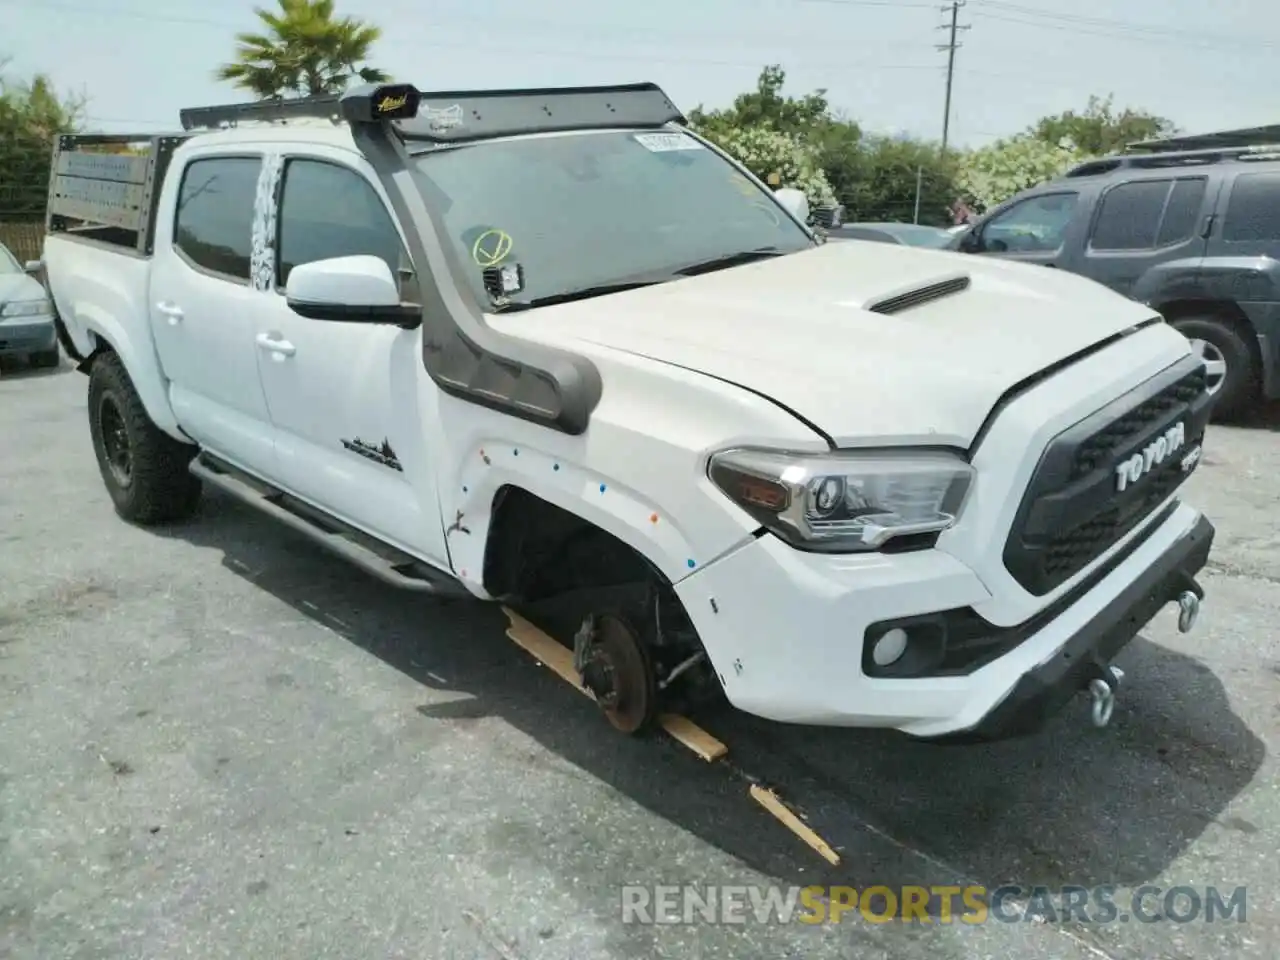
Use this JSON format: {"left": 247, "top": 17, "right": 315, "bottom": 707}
{"left": 44, "top": 132, "right": 189, "bottom": 257}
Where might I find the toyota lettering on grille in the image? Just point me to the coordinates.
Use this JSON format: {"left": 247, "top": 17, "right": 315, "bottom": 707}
{"left": 1114, "top": 421, "right": 1186, "bottom": 492}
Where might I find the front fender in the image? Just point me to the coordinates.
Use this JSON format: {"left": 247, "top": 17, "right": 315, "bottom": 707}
{"left": 445, "top": 441, "right": 737, "bottom": 597}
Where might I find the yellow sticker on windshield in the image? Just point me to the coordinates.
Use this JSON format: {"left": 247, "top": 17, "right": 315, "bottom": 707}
{"left": 472, "top": 229, "right": 514, "bottom": 267}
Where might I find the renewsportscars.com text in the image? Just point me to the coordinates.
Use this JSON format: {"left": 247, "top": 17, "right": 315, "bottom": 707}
{"left": 620, "top": 884, "right": 1247, "bottom": 925}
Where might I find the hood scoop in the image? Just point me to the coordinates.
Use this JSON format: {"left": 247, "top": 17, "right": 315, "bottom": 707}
{"left": 863, "top": 272, "right": 971, "bottom": 315}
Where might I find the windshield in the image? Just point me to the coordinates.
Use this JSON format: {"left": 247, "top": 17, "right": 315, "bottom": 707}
{"left": 0, "top": 245, "right": 20, "bottom": 274}
{"left": 410, "top": 128, "right": 814, "bottom": 308}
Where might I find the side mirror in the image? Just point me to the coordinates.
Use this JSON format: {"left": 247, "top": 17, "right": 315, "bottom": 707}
{"left": 24, "top": 259, "right": 43, "bottom": 275}
{"left": 284, "top": 255, "right": 420, "bottom": 327}
{"left": 774, "top": 187, "right": 810, "bottom": 224}
{"left": 957, "top": 229, "right": 982, "bottom": 253}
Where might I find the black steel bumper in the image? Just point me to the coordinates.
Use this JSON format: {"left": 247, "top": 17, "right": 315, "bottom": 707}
{"left": 935, "top": 513, "right": 1215, "bottom": 743}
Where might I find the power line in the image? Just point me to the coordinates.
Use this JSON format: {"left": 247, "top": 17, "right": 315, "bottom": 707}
{"left": 936, "top": 0, "right": 970, "bottom": 153}
{"left": 967, "top": 1, "right": 1277, "bottom": 54}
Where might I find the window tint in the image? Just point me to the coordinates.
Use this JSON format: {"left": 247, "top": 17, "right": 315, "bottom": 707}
{"left": 277, "top": 159, "right": 406, "bottom": 288}
{"left": 1156, "top": 178, "right": 1207, "bottom": 246}
{"left": 1090, "top": 180, "right": 1169, "bottom": 250}
{"left": 174, "top": 157, "right": 260, "bottom": 280}
{"left": 1223, "top": 172, "right": 1280, "bottom": 243}
{"left": 982, "top": 193, "right": 1078, "bottom": 252}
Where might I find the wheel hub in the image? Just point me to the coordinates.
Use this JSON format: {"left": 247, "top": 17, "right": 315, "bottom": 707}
{"left": 1187, "top": 338, "right": 1227, "bottom": 394}
{"left": 576, "top": 613, "right": 656, "bottom": 734}
{"left": 98, "top": 394, "right": 132, "bottom": 487}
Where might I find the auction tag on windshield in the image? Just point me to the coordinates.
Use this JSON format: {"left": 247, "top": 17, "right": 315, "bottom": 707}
{"left": 633, "top": 132, "right": 703, "bottom": 152}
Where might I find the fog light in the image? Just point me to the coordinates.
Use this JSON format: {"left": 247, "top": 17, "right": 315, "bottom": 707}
{"left": 872, "top": 627, "right": 909, "bottom": 667}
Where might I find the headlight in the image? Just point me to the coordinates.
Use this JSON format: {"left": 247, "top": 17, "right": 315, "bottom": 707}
{"left": 1, "top": 299, "right": 52, "bottom": 319}
{"left": 707, "top": 447, "right": 974, "bottom": 553}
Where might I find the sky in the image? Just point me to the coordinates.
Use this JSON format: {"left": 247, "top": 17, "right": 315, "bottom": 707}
{"left": 2, "top": 0, "right": 1276, "bottom": 147}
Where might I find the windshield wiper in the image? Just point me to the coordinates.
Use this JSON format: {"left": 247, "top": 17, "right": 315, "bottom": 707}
{"left": 491, "top": 279, "right": 665, "bottom": 312}
{"left": 672, "top": 247, "right": 786, "bottom": 276}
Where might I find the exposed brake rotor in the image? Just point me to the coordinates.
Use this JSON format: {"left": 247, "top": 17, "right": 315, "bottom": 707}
{"left": 576, "top": 613, "right": 656, "bottom": 735}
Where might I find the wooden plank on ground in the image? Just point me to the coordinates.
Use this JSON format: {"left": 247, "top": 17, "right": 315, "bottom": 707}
{"left": 501, "top": 606, "right": 728, "bottom": 762}
{"left": 658, "top": 713, "right": 727, "bottom": 762}
{"left": 502, "top": 606, "right": 589, "bottom": 696}
{"left": 749, "top": 784, "right": 841, "bottom": 866}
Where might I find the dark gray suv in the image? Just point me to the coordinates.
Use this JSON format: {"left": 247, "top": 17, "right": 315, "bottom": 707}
{"left": 955, "top": 136, "right": 1280, "bottom": 418}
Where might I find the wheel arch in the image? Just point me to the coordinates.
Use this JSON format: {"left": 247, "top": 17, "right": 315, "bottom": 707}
{"left": 75, "top": 316, "right": 186, "bottom": 442}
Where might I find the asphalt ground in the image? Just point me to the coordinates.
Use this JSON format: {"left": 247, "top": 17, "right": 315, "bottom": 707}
{"left": 2, "top": 358, "right": 1277, "bottom": 959}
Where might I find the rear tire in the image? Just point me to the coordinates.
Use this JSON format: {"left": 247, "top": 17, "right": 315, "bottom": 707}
{"left": 87, "top": 351, "right": 202, "bottom": 524}
{"left": 1170, "top": 316, "right": 1258, "bottom": 420}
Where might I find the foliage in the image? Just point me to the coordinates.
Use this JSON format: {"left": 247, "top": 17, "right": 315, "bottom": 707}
{"left": 689, "top": 65, "right": 838, "bottom": 141}
{"left": 954, "top": 134, "right": 1090, "bottom": 211}
{"left": 696, "top": 122, "right": 836, "bottom": 209}
{"left": 691, "top": 66, "right": 960, "bottom": 224}
{"left": 215, "top": 0, "right": 388, "bottom": 98}
{"left": 825, "top": 135, "right": 960, "bottom": 226}
{"left": 0, "top": 60, "right": 84, "bottom": 221}
{"left": 1029, "top": 94, "right": 1176, "bottom": 157}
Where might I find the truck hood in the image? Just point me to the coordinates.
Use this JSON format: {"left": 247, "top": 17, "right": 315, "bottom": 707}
{"left": 494, "top": 241, "right": 1158, "bottom": 447}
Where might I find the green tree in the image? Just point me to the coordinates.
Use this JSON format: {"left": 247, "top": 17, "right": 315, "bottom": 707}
{"left": 955, "top": 134, "right": 1088, "bottom": 210}
{"left": 689, "top": 65, "right": 837, "bottom": 140}
{"left": 1029, "top": 94, "right": 1177, "bottom": 156}
{"left": 215, "top": 0, "right": 389, "bottom": 99}
{"left": 0, "top": 60, "right": 84, "bottom": 221}
{"left": 824, "top": 135, "right": 960, "bottom": 226}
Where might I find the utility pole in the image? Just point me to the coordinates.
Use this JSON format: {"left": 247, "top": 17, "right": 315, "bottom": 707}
{"left": 936, "top": 0, "right": 970, "bottom": 154}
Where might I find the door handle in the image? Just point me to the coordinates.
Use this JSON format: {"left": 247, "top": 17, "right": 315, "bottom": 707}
{"left": 155, "top": 301, "right": 184, "bottom": 326}
{"left": 255, "top": 332, "right": 296, "bottom": 357}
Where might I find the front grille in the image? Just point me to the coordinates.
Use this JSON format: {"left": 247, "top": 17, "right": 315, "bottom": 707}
{"left": 1003, "top": 359, "right": 1212, "bottom": 596}
{"left": 1069, "top": 367, "right": 1207, "bottom": 481}
{"left": 1035, "top": 465, "right": 1185, "bottom": 587}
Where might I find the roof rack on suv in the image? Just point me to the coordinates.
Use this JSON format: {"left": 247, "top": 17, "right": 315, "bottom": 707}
{"left": 1126, "top": 123, "right": 1280, "bottom": 153}
{"left": 179, "top": 81, "right": 686, "bottom": 143}
{"left": 1063, "top": 142, "right": 1280, "bottom": 179}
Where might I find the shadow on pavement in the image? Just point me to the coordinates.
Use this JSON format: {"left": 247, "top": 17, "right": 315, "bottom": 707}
{"left": 0, "top": 355, "right": 69, "bottom": 382}
{"left": 157, "top": 489, "right": 1266, "bottom": 905}
{"left": 1237, "top": 399, "right": 1280, "bottom": 432}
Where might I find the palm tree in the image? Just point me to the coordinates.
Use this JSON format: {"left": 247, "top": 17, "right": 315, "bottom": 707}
{"left": 215, "top": 0, "right": 389, "bottom": 99}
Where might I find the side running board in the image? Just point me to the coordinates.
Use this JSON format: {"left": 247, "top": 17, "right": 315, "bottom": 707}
{"left": 189, "top": 452, "right": 471, "bottom": 598}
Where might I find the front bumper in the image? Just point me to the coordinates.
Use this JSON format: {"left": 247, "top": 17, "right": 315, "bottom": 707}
{"left": 940, "top": 512, "right": 1213, "bottom": 741}
{"left": 673, "top": 501, "right": 1212, "bottom": 738}
{"left": 0, "top": 317, "right": 57, "bottom": 355}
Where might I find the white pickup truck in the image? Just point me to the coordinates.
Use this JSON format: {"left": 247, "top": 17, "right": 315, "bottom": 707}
{"left": 40, "top": 82, "right": 1216, "bottom": 741}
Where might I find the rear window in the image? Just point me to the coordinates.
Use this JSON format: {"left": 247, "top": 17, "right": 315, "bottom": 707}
{"left": 1089, "top": 177, "right": 1206, "bottom": 251}
{"left": 173, "top": 156, "right": 261, "bottom": 281}
{"left": 1222, "top": 172, "right": 1280, "bottom": 243}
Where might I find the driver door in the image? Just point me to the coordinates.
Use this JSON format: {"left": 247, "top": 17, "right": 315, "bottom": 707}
{"left": 967, "top": 190, "right": 1088, "bottom": 270}
{"left": 253, "top": 150, "right": 448, "bottom": 565}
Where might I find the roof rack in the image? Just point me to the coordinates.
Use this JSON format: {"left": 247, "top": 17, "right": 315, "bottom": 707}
{"left": 1126, "top": 123, "right": 1280, "bottom": 153}
{"left": 180, "top": 93, "right": 343, "bottom": 130}
{"left": 1063, "top": 142, "right": 1280, "bottom": 178}
{"left": 179, "top": 81, "right": 686, "bottom": 143}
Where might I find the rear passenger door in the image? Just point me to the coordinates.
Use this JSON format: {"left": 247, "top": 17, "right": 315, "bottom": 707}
{"left": 148, "top": 152, "right": 277, "bottom": 473}
{"left": 1080, "top": 176, "right": 1215, "bottom": 298}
